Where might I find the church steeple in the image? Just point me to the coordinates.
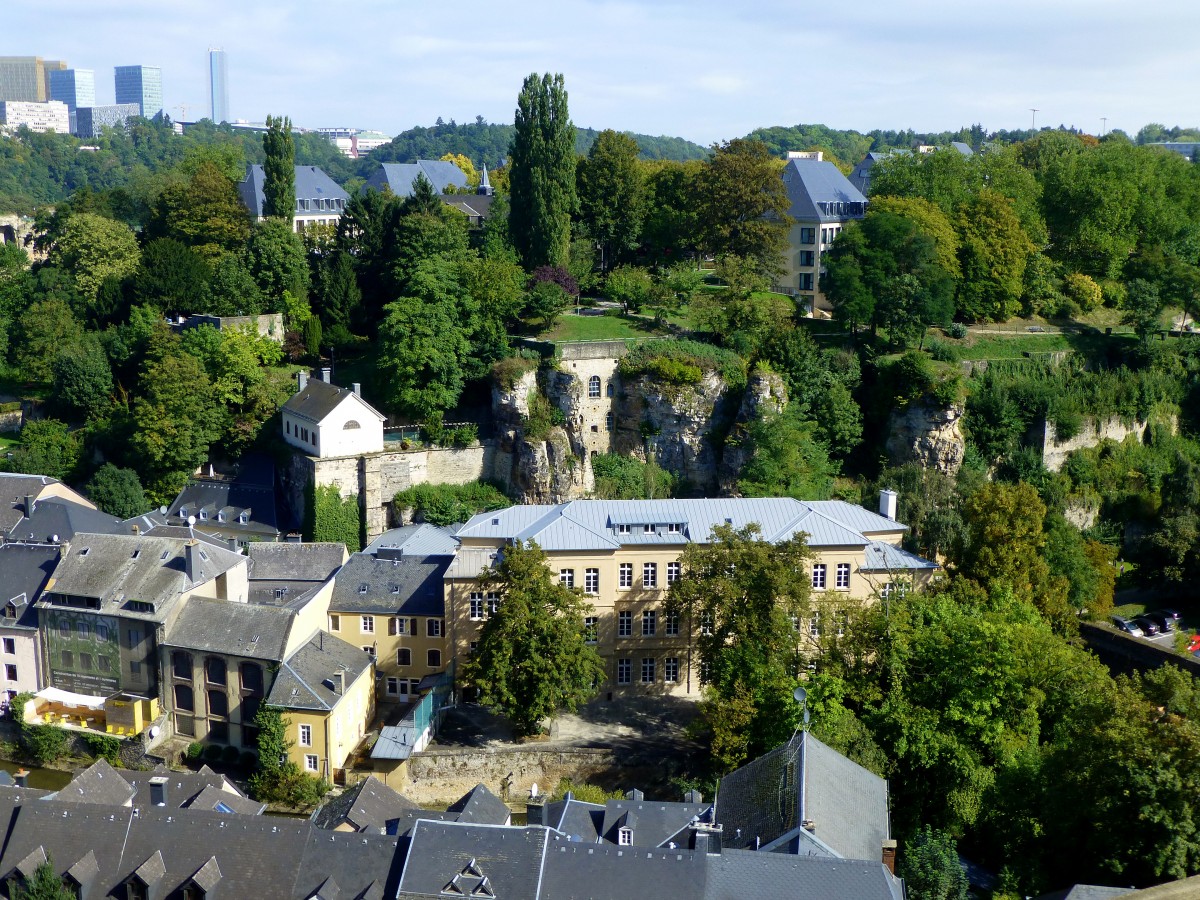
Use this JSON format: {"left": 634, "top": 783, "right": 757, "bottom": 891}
{"left": 478, "top": 164, "right": 493, "bottom": 196}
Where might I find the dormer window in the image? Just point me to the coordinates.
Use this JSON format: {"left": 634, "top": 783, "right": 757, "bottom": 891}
{"left": 79, "top": 547, "right": 90, "bottom": 557}
{"left": 643, "top": 525, "right": 654, "bottom": 535}
{"left": 199, "top": 510, "right": 207, "bottom": 520}
{"left": 217, "top": 512, "right": 225, "bottom": 523}
{"left": 359, "top": 584, "right": 368, "bottom": 595}
{"left": 667, "top": 523, "right": 681, "bottom": 534}
{"left": 178, "top": 507, "right": 188, "bottom": 518}
{"left": 617, "top": 524, "right": 630, "bottom": 535}
{"left": 238, "top": 512, "right": 248, "bottom": 524}
{"left": 618, "top": 827, "right": 632, "bottom": 846}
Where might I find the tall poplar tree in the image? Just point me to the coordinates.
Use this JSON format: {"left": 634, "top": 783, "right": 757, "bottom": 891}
{"left": 508, "top": 73, "right": 576, "bottom": 271}
{"left": 262, "top": 114, "right": 296, "bottom": 224}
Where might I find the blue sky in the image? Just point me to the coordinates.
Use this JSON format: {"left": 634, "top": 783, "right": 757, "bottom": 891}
{"left": 10, "top": 0, "right": 1199, "bottom": 144}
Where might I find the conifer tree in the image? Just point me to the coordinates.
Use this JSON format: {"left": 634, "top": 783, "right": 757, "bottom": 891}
{"left": 262, "top": 114, "right": 295, "bottom": 224}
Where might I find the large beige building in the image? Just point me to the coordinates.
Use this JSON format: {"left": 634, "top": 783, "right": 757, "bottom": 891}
{"left": 445, "top": 496, "right": 936, "bottom": 698}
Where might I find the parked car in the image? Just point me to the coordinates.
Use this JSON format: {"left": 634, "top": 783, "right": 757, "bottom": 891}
{"left": 1143, "top": 612, "right": 1175, "bottom": 633}
{"left": 1133, "top": 616, "right": 1161, "bottom": 637}
{"left": 1187, "top": 634, "right": 1200, "bottom": 654}
{"left": 1112, "top": 615, "right": 1144, "bottom": 637}
{"left": 1157, "top": 609, "right": 1184, "bottom": 628}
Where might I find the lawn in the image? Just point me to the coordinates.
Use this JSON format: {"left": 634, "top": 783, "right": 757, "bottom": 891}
{"left": 543, "top": 313, "right": 666, "bottom": 343}
{"left": 0, "top": 434, "right": 18, "bottom": 452}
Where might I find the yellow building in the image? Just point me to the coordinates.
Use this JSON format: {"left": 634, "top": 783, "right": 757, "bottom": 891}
{"left": 446, "top": 495, "right": 937, "bottom": 698}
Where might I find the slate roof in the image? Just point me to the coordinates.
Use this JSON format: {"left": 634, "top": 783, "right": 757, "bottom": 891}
{"left": 44, "top": 533, "right": 246, "bottom": 621}
{"left": 848, "top": 151, "right": 892, "bottom": 194}
{"left": 365, "top": 160, "right": 468, "bottom": 197}
{"left": 365, "top": 523, "right": 459, "bottom": 558}
{"left": 545, "top": 796, "right": 605, "bottom": 841}
{"left": 164, "top": 597, "right": 294, "bottom": 662}
{"left": 248, "top": 541, "right": 346, "bottom": 583}
{"left": 330, "top": 552, "right": 448, "bottom": 616}
{"left": 168, "top": 478, "right": 280, "bottom": 538}
{"left": 781, "top": 158, "right": 868, "bottom": 223}
{"left": 440, "top": 193, "right": 495, "bottom": 221}
{"left": 539, "top": 840, "right": 709, "bottom": 899}
{"left": 5, "top": 496, "right": 124, "bottom": 543}
{"left": 951, "top": 141, "right": 975, "bottom": 156}
{"left": 396, "top": 820, "right": 546, "bottom": 898}
{"left": 312, "top": 777, "right": 419, "bottom": 832}
{"left": 0, "top": 473, "right": 73, "bottom": 533}
{"left": 283, "top": 375, "right": 385, "bottom": 426}
{"left": 1035, "top": 887, "right": 1135, "bottom": 900}
{"left": 716, "top": 732, "right": 891, "bottom": 862}
{"left": 862, "top": 540, "right": 941, "bottom": 572}
{"left": 267, "top": 632, "right": 373, "bottom": 712}
{"left": 447, "top": 784, "right": 511, "bottom": 825}
{"left": 52, "top": 759, "right": 136, "bottom": 806}
{"left": 239, "top": 164, "right": 349, "bottom": 218}
{"left": 0, "top": 542, "right": 59, "bottom": 628}
{"left": 598, "top": 799, "right": 710, "bottom": 847}
{"left": 703, "top": 849, "right": 903, "bottom": 900}
{"left": 454, "top": 499, "right": 909, "bottom": 553}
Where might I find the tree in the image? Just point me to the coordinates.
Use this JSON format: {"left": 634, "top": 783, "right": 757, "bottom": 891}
{"left": 262, "top": 115, "right": 296, "bottom": 223}
{"left": 737, "top": 405, "right": 838, "bottom": 501}
{"left": 249, "top": 703, "right": 330, "bottom": 808}
{"left": 9, "top": 858, "right": 75, "bottom": 900}
{"left": 523, "top": 280, "right": 570, "bottom": 332}
{"left": 377, "top": 288, "right": 469, "bottom": 419}
{"left": 313, "top": 249, "right": 362, "bottom": 330}
{"left": 603, "top": 265, "right": 654, "bottom": 313}
{"left": 956, "top": 191, "right": 1035, "bottom": 321}
{"left": 695, "top": 139, "right": 792, "bottom": 276}
{"left": 131, "top": 238, "right": 211, "bottom": 315}
{"left": 48, "top": 212, "right": 141, "bottom": 303}
{"left": 509, "top": 73, "right": 577, "bottom": 270}
{"left": 440, "top": 152, "right": 479, "bottom": 189}
{"left": 667, "top": 523, "right": 813, "bottom": 770}
{"left": 204, "top": 254, "right": 264, "bottom": 316}
{"left": 462, "top": 540, "right": 605, "bottom": 737}
{"left": 577, "top": 129, "right": 646, "bottom": 269}
{"left": 5, "top": 419, "right": 81, "bottom": 482}
{"left": 900, "top": 826, "right": 969, "bottom": 900}
{"left": 85, "top": 464, "right": 148, "bottom": 518}
{"left": 147, "top": 161, "right": 251, "bottom": 261}
{"left": 51, "top": 338, "right": 112, "bottom": 420}
{"left": 1121, "top": 278, "right": 1166, "bottom": 342}
{"left": 13, "top": 298, "right": 84, "bottom": 385}
{"left": 246, "top": 218, "right": 310, "bottom": 309}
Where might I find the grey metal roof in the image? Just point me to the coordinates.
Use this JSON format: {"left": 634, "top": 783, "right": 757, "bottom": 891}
{"left": 168, "top": 478, "right": 280, "bottom": 537}
{"left": 598, "top": 799, "right": 709, "bottom": 848}
{"left": 715, "top": 732, "right": 890, "bottom": 863}
{"left": 44, "top": 533, "right": 246, "bottom": 621}
{"left": 282, "top": 375, "right": 385, "bottom": 425}
{"left": 267, "top": 632, "right": 374, "bottom": 712}
{"left": 365, "top": 160, "right": 468, "bottom": 197}
{"left": 6, "top": 496, "right": 125, "bottom": 543}
{"left": 365, "top": 523, "right": 459, "bottom": 558}
{"left": 312, "top": 778, "right": 419, "bottom": 832}
{"left": 185, "top": 782, "right": 267, "bottom": 816}
{"left": 447, "top": 784, "right": 511, "bottom": 824}
{"left": 440, "top": 194, "right": 495, "bottom": 220}
{"left": 330, "top": 552, "right": 448, "bottom": 617}
{"left": 0, "top": 473, "right": 67, "bottom": 533}
{"left": 164, "top": 597, "right": 294, "bottom": 661}
{"left": 951, "top": 141, "right": 975, "bottom": 156}
{"left": 239, "top": 164, "right": 349, "bottom": 218}
{"left": 396, "top": 820, "right": 546, "bottom": 898}
{"left": 862, "top": 541, "right": 940, "bottom": 572}
{"left": 455, "top": 499, "right": 910, "bottom": 553}
{"left": 781, "top": 158, "right": 868, "bottom": 224}
{"left": 372, "top": 724, "right": 421, "bottom": 761}
{"left": 248, "top": 541, "right": 346, "bottom": 582}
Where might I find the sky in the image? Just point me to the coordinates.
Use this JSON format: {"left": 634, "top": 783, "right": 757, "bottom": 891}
{"left": 9, "top": 0, "right": 1200, "bottom": 145}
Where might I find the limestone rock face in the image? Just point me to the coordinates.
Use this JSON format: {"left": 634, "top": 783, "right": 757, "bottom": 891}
{"left": 719, "top": 369, "right": 788, "bottom": 493}
{"left": 491, "top": 367, "right": 538, "bottom": 432}
{"left": 886, "top": 400, "right": 966, "bottom": 475}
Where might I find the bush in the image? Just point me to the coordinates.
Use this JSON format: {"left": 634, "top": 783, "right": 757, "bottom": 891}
{"left": 222, "top": 745, "right": 242, "bottom": 766}
{"left": 947, "top": 322, "right": 969, "bottom": 339}
{"left": 22, "top": 724, "right": 68, "bottom": 765}
{"left": 204, "top": 744, "right": 223, "bottom": 763}
{"left": 81, "top": 732, "right": 121, "bottom": 765}
{"left": 240, "top": 750, "right": 259, "bottom": 770}
{"left": 592, "top": 454, "right": 675, "bottom": 500}
{"left": 550, "top": 777, "right": 623, "bottom": 804}
{"left": 523, "top": 389, "right": 565, "bottom": 441}
{"left": 926, "top": 338, "right": 960, "bottom": 363}
{"left": 619, "top": 339, "right": 746, "bottom": 392}
{"left": 186, "top": 741, "right": 204, "bottom": 760}
{"left": 491, "top": 354, "right": 539, "bottom": 391}
{"left": 1063, "top": 272, "right": 1103, "bottom": 312}
{"left": 393, "top": 481, "right": 510, "bottom": 527}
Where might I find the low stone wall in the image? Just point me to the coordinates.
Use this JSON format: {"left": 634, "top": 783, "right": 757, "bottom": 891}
{"left": 0, "top": 409, "right": 21, "bottom": 433}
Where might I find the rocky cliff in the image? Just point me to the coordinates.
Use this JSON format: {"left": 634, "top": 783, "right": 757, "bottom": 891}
{"left": 719, "top": 369, "right": 788, "bottom": 493}
{"left": 886, "top": 399, "right": 967, "bottom": 475}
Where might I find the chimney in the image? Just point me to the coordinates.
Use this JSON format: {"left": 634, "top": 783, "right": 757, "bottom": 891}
{"left": 879, "top": 489, "right": 898, "bottom": 521}
{"left": 297, "top": 370, "right": 309, "bottom": 393}
{"left": 149, "top": 775, "right": 168, "bottom": 807}
{"left": 690, "top": 822, "right": 723, "bottom": 855}
{"left": 227, "top": 538, "right": 238, "bottom": 552}
{"left": 23, "top": 495, "right": 34, "bottom": 518}
{"left": 625, "top": 789, "right": 644, "bottom": 802}
{"left": 320, "top": 367, "right": 331, "bottom": 384}
{"left": 526, "top": 791, "right": 545, "bottom": 827}
{"left": 684, "top": 789, "right": 703, "bottom": 804}
{"left": 352, "top": 382, "right": 361, "bottom": 397}
{"left": 185, "top": 540, "right": 200, "bottom": 582}
{"left": 14, "top": 769, "right": 28, "bottom": 788}
{"left": 882, "top": 839, "right": 897, "bottom": 875}
{"left": 332, "top": 670, "right": 345, "bottom": 695}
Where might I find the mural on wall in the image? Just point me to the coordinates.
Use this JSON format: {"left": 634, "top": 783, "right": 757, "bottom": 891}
{"left": 42, "top": 609, "right": 121, "bottom": 695}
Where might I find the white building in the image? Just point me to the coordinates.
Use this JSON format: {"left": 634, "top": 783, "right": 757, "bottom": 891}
{"left": 238, "top": 164, "right": 350, "bottom": 233}
{"left": 0, "top": 100, "right": 69, "bottom": 134}
{"left": 282, "top": 369, "right": 386, "bottom": 458}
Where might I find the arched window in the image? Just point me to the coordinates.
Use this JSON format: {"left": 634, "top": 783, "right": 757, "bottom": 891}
{"left": 207, "top": 690, "right": 228, "bottom": 719}
{"left": 343, "top": 420, "right": 361, "bottom": 430}
{"left": 205, "top": 657, "right": 227, "bottom": 686}
{"left": 606, "top": 382, "right": 614, "bottom": 398}
{"left": 174, "top": 684, "right": 194, "bottom": 712}
{"left": 171, "top": 651, "right": 192, "bottom": 680}
{"left": 588, "top": 375, "right": 601, "bottom": 398}
{"left": 241, "top": 662, "right": 264, "bottom": 696}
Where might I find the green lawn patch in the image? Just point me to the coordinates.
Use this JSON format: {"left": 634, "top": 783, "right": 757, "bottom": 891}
{"left": 544, "top": 313, "right": 664, "bottom": 343}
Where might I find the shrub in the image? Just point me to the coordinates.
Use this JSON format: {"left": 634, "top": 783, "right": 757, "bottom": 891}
{"left": 1063, "top": 273, "right": 1103, "bottom": 312}
{"left": 240, "top": 750, "right": 259, "bottom": 770}
{"left": 23, "top": 724, "right": 68, "bottom": 765}
{"left": 926, "top": 338, "right": 960, "bottom": 363}
{"left": 393, "top": 481, "right": 510, "bottom": 527}
{"left": 619, "top": 339, "right": 746, "bottom": 391}
{"left": 308, "top": 483, "right": 362, "bottom": 552}
{"left": 204, "top": 744, "right": 223, "bottom": 763}
{"left": 523, "top": 389, "right": 564, "bottom": 441}
{"left": 81, "top": 732, "right": 122, "bottom": 765}
{"left": 186, "top": 741, "right": 204, "bottom": 760}
{"left": 947, "top": 322, "right": 969, "bottom": 339}
{"left": 592, "top": 454, "right": 675, "bottom": 500}
{"left": 222, "top": 745, "right": 242, "bottom": 766}
{"left": 491, "top": 354, "right": 539, "bottom": 392}
{"left": 550, "top": 778, "right": 623, "bottom": 804}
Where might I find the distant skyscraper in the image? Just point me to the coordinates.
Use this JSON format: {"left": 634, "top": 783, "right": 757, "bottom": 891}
{"left": 48, "top": 68, "right": 95, "bottom": 111}
{"left": 114, "top": 65, "right": 163, "bottom": 119}
{"left": 0, "top": 56, "right": 66, "bottom": 102}
{"left": 209, "top": 49, "right": 229, "bottom": 123}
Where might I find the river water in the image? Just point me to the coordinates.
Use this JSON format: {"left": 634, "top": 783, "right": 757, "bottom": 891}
{"left": 0, "top": 758, "right": 71, "bottom": 790}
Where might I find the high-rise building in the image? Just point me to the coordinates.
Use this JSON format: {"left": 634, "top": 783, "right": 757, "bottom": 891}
{"left": 0, "top": 100, "right": 70, "bottom": 134}
{"left": 114, "top": 65, "right": 163, "bottom": 119}
{"left": 0, "top": 56, "right": 67, "bottom": 102}
{"left": 209, "top": 49, "right": 229, "bottom": 123}
{"left": 48, "top": 68, "right": 95, "bottom": 111}
{"left": 74, "top": 103, "right": 140, "bottom": 138}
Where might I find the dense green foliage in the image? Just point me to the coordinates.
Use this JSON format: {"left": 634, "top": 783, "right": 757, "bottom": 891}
{"left": 262, "top": 115, "right": 296, "bottom": 223}
{"left": 309, "top": 484, "right": 362, "bottom": 552}
{"left": 9, "top": 858, "right": 76, "bottom": 900}
{"left": 85, "top": 464, "right": 148, "bottom": 519}
{"left": 393, "top": 481, "right": 509, "bottom": 526}
{"left": 249, "top": 704, "right": 330, "bottom": 808}
{"left": 591, "top": 453, "right": 675, "bottom": 500}
{"left": 463, "top": 541, "right": 606, "bottom": 737}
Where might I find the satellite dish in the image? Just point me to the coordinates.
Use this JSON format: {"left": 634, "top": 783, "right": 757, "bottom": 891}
{"left": 530, "top": 782, "right": 539, "bottom": 797}
{"left": 187, "top": 515, "right": 197, "bottom": 527}
{"left": 793, "top": 686, "right": 807, "bottom": 706}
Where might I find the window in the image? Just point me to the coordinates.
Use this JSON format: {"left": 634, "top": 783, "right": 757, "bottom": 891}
{"left": 667, "top": 523, "right": 681, "bottom": 534}
{"left": 605, "top": 411, "right": 613, "bottom": 432}
{"left": 641, "top": 657, "right": 655, "bottom": 683}
{"left": 57, "top": 620, "right": 69, "bottom": 637}
{"left": 99, "top": 656, "right": 111, "bottom": 672}
{"left": 3, "top": 664, "right": 15, "bottom": 682}
{"left": 584, "top": 568, "right": 599, "bottom": 595}
{"left": 798, "top": 273, "right": 814, "bottom": 291}
{"left": 130, "top": 660, "right": 141, "bottom": 675}
{"left": 469, "top": 594, "right": 485, "bottom": 620}
{"left": 427, "top": 649, "right": 442, "bottom": 668}
{"left": 664, "top": 658, "right": 679, "bottom": 683}
{"left": 811, "top": 564, "right": 827, "bottom": 590}
{"left": 486, "top": 595, "right": 500, "bottom": 617}
{"left": 469, "top": 641, "right": 478, "bottom": 654}
{"left": 606, "top": 382, "right": 615, "bottom": 398}
{"left": 665, "top": 611, "right": 679, "bottom": 636}
{"left": 396, "top": 649, "right": 411, "bottom": 666}
{"left": 559, "top": 569, "right": 575, "bottom": 588}
{"left": 305, "top": 754, "right": 319, "bottom": 772}
{"left": 410, "top": 679, "right": 422, "bottom": 694}
{"left": 835, "top": 610, "right": 848, "bottom": 637}
{"left": 617, "top": 524, "right": 631, "bottom": 535}
{"left": 79, "top": 654, "right": 93, "bottom": 671}
{"left": 617, "top": 658, "right": 631, "bottom": 684}
{"left": 207, "top": 690, "right": 228, "bottom": 719}
{"left": 700, "top": 612, "right": 713, "bottom": 636}
{"left": 128, "top": 881, "right": 148, "bottom": 900}
{"left": 667, "top": 562, "right": 681, "bottom": 584}
{"left": 386, "top": 677, "right": 399, "bottom": 696}
{"left": 584, "top": 616, "right": 598, "bottom": 644}
{"left": 427, "top": 619, "right": 443, "bottom": 637}
{"left": 172, "top": 651, "right": 192, "bottom": 680}
{"left": 299, "top": 724, "right": 312, "bottom": 746}
{"left": 799, "top": 227, "right": 815, "bottom": 245}
{"left": 619, "top": 563, "right": 633, "bottom": 588}
{"left": 618, "top": 828, "right": 632, "bottom": 846}
{"left": 174, "top": 684, "right": 194, "bottom": 712}
{"left": 361, "top": 616, "right": 375, "bottom": 634}
{"left": 388, "top": 616, "right": 404, "bottom": 635}
{"left": 74, "top": 621, "right": 92, "bottom": 639}
{"left": 642, "top": 524, "right": 654, "bottom": 535}
{"left": 618, "top": 611, "right": 632, "bottom": 637}
{"left": 127, "top": 628, "right": 141, "bottom": 647}
{"left": 397, "top": 679, "right": 410, "bottom": 697}
{"left": 809, "top": 614, "right": 820, "bottom": 637}
{"left": 61, "top": 650, "right": 75, "bottom": 668}
{"left": 836, "top": 563, "right": 851, "bottom": 590}
{"left": 362, "top": 645, "right": 375, "bottom": 656}
{"left": 343, "top": 420, "right": 360, "bottom": 430}
{"left": 643, "top": 563, "right": 658, "bottom": 588}
{"left": 241, "top": 663, "right": 264, "bottom": 696}
{"left": 588, "top": 375, "right": 601, "bottom": 398}
{"left": 329, "top": 614, "right": 340, "bottom": 632}
{"left": 642, "top": 610, "right": 656, "bottom": 636}
{"left": 799, "top": 250, "right": 815, "bottom": 267}
{"left": 206, "top": 657, "right": 226, "bottom": 686}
